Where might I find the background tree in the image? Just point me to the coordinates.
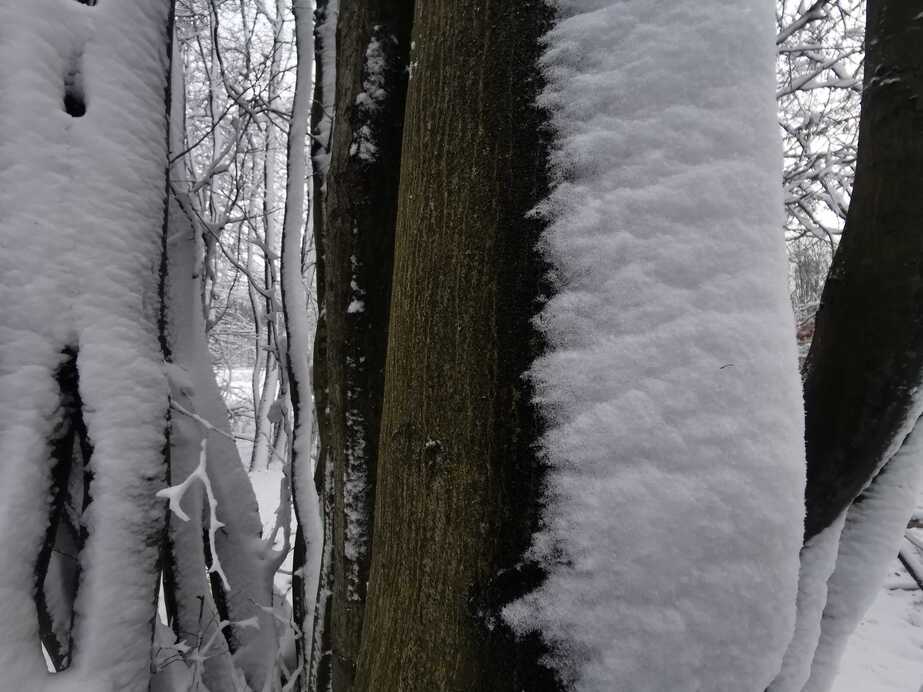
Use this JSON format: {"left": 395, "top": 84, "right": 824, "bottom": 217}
{"left": 777, "top": 0, "right": 864, "bottom": 345}
{"left": 771, "top": 1, "right": 923, "bottom": 689}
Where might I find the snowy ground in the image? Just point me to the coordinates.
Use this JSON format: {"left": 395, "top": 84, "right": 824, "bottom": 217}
{"left": 831, "top": 560, "right": 923, "bottom": 692}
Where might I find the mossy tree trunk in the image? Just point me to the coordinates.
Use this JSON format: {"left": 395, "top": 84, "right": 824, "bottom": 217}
{"left": 350, "top": 2, "right": 561, "bottom": 690}
{"left": 803, "top": 0, "right": 923, "bottom": 540}
{"left": 312, "top": 1, "right": 414, "bottom": 689}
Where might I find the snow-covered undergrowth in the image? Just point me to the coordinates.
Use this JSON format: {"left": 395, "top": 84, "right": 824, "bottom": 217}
{"left": 504, "top": 2, "right": 807, "bottom": 689}
{"left": 0, "top": 1, "right": 172, "bottom": 689}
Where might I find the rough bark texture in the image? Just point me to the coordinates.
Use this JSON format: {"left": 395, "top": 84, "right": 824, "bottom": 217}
{"left": 315, "top": 1, "right": 413, "bottom": 689}
{"left": 803, "top": 0, "right": 923, "bottom": 540}
{"left": 309, "top": 2, "right": 334, "bottom": 687}
{"left": 352, "top": 2, "right": 560, "bottom": 690}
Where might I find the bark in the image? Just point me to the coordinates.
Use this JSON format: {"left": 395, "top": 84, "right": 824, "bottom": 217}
{"left": 352, "top": 2, "right": 560, "bottom": 689}
{"left": 802, "top": 0, "right": 923, "bottom": 540}
{"left": 314, "top": 0, "right": 413, "bottom": 688}
{"left": 308, "top": 1, "right": 336, "bottom": 688}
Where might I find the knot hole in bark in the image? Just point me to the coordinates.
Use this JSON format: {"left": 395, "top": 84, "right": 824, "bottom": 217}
{"left": 63, "top": 55, "right": 86, "bottom": 117}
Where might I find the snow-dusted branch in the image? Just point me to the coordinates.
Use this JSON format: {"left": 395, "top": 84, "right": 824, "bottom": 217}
{"left": 157, "top": 438, "right": 231, "bottom": 591}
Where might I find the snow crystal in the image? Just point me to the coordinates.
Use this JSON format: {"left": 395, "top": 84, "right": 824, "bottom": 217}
{"left": 504, "top": 2, "right": 806, "bottom": 690}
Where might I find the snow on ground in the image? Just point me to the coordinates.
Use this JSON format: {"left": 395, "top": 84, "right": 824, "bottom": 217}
{"left": 832, "top": 561, "right": 923, "bottom": 692}
{"left": 503, "top": 2, "right": 806, "bottom": 690}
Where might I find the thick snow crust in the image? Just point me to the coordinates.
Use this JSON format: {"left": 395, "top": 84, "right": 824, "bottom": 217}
{"left": 0, "top": 1, "right": 172, "bottom": 689}
{"left": 503, "top": 2, "right": 807, "bottom": 690}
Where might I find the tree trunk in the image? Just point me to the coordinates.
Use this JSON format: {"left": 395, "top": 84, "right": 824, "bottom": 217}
{"left": 313, "top": 1, "right": 413, "bottom": 689}
{"left": 802, "top": 0, "right": 923, "bottom": 540}
{"left": 352, "top": 2, "right": 560, "bottom": 689}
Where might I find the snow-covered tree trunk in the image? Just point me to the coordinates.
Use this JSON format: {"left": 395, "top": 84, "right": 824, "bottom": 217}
{"left": 310, "top": 0, "right": 412, "bottom": 688}
{"left": 0, "top": 2, "right": 175, "bottom": 688}
{"left": 281, "top": 0, "right": 324, "bottom": 679}
{"left": 166, "top": 191, "right": 282, "bottom": 692}
{"left": 157, "top": 25, "right": 291, "bottom": 688}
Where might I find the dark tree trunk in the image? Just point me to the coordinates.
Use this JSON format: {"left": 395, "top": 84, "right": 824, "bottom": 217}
{"left": 352, "top": 2, "right": 560, "bottom": 689}
{"left": 803, "top": 0, "right": 923, "bottom": 540}
{"left": 312, "top": 1, "right": 414, "bottom": 689}
{"left": 309, "top": 1, "right": 334, "bottom": 687}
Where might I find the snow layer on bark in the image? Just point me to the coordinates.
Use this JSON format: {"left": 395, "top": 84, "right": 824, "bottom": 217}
{"left": 769, "top": 514, "right": 847, "bottom": 692}
{"left": 503, "top": 2, "right": 806, "bottom": 690}
{"left": 349, "top": 31, "right": 390, "bottom": 162}
{"left": 803, "top": 425, "right": 923, "bottom": 692}
{"left": 0, "top": 1, "right": 171, "bottom": 689}
{"left": 312, "top": 0, "right": 338, "bottom": 177}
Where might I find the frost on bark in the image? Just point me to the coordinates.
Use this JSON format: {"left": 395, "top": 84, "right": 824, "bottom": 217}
{"left": 351, "top": 2, "right": 560, "bottom": 690}
{"left": 802, "top": 0, "right": 923, "bottom": 542}
{"left": 310, "top": 0, "right": 413, "bottom": 688}
{"left": 0, "top": 2, "right": 174, "bottom": 689}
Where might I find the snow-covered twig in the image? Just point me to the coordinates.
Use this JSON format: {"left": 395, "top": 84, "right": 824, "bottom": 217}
{"left": 157, "top": 438, "right": 231, "bottom": 591}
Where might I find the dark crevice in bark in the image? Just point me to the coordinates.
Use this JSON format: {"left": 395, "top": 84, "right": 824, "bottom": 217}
{"left": 35, "top": 347, "right": 93, "bottom": 672}
{"left": 204, "top": 530, "right": 233, "bottom": 650}
{"left": 474, "top": 2, "right": 561, "bottom": 688}
{"left": 63, "top": 56, "right": 86, "bottom": 118}
{"left": 157, "top": 0, "right": 179, "bottom": 642}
